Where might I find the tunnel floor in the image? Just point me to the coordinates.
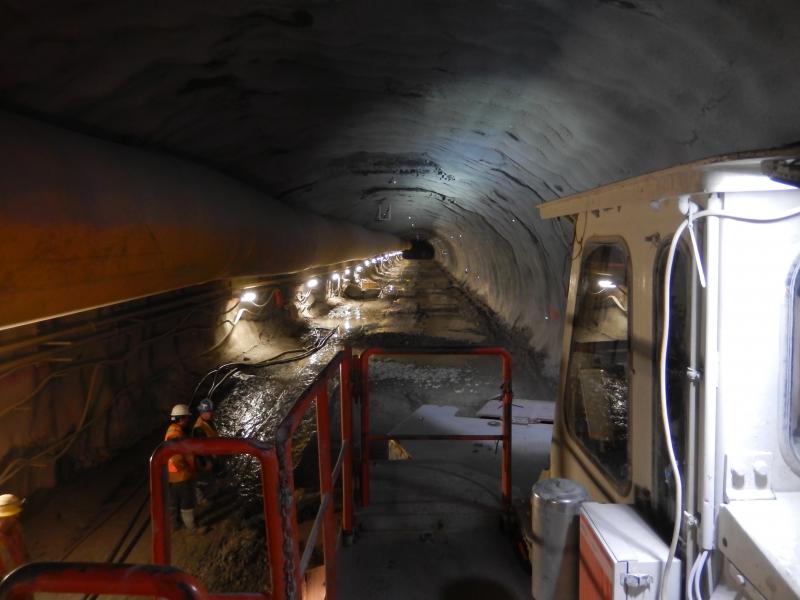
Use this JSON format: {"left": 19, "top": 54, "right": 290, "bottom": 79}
{"left": 20, "top": 258, "right": 552, "bottom": 596}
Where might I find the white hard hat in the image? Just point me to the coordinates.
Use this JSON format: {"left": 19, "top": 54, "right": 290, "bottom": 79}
{"left": 170, "top": 404, "right": 191, "bottom": 418}
{"left": 0, "top": 494, "right": 23, "bottom": 517}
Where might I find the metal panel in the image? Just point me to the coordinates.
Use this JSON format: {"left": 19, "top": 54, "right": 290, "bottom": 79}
{"left": 717, "top": 493, "right": 800, "bottom": 599}
{"left": 579, "top": 503, "right": 681, "bottom": 600}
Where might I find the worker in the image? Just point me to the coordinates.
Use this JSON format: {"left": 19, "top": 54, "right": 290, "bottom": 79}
{"left": 192, "top": 398, "right": 218, "bottom": 440}
{"left": 165, "top": 404, "right": 205, "bottom": 533}
{"left": 192, "top": 398, "right": 222, "bottom": 501}
{"left": 0, "top": 493, "right": 30, "bottom": 578}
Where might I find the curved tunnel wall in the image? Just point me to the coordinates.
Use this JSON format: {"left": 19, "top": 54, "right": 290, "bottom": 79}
{"left": 429, "top": 208, "right": 570, "bottom": 378}
{"left": 0, "top": 112, "right": 402, "bottom": 330}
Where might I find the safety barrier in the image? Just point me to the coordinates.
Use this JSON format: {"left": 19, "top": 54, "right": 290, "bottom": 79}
{"left": 358, "top": 347, "right": 513, "bottom": 511}
{"left": 0, "top": 344, "right": 512, "bottom": 600}
{"left": 0, "top": 562, "right": 207, "bottom": 600}
{"left": 274, "top": 347, "right": 353, "bottom": 600}
{"left": 150, "top": 437, "right": 286, "bottom": 600}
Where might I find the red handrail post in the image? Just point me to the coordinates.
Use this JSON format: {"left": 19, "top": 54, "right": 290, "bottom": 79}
{"left": 340, "top": 348, "right": 354, "bottom": 535}
{"left": 274, "top": 349, "right": 352, "bottom": 600}
{"left": 315, "top": 386, "right": 337, "bottom": 600}
{"left": 276, "top": 432, "right": 302, "bottom": 598}
{"left": 149, "top": 438, "right": 288, "bottom": 600}
{"left": 150, "top": 448, "right": 170, "bottom": 565}
{"left": 258, "top": 448, "right": 288, "bottom": 600}
{"left": 359, "top": 351, "right": 372, "bottom": 508}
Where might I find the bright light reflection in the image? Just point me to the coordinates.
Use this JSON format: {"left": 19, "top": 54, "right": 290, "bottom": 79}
{"left": 356, "top": 266, "right": 363, "bottom": 273}
{"left": 306, "top": 278, "right": 319, "bottom": 289}
{"left": 331, "top": 273, "right": 340, "bottom": 281}
{"left": 241, "top": 291, "right": 257, "bottom": 303}
{"left": 597, "top": 279, "right": 616, "bottom": 289}
{"left": 344, "top": 268, "right": 351, "bottom": 276}
{"left": 710, "top": 172, "right": 796, "bottom": 193}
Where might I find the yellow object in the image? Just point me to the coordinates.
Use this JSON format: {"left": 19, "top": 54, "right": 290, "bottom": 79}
{"left": 388, "top": 439, "right": 412, "bottom": 460}
{"left": 0, "top": 494, "right": 22, "bottom": 518}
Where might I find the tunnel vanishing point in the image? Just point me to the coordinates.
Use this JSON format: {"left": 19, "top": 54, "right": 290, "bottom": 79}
{"left": 1, "top": 2, "right": 800, "bottom": 597}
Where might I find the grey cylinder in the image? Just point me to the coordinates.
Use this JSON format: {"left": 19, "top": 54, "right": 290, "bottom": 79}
{"left": 531, "top": 478, "right": 589, "bottom": 600}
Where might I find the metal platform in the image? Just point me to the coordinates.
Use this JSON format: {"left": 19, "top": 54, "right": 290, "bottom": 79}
{"left": 338, "top": 459, "right": 531, "bottom": 599}
{"left": 385, "top": 403, "right": 553, "bottom": 494}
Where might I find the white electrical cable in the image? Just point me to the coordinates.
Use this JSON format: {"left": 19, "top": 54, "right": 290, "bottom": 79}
{"left": 686, "top": 216, "right": 707, "bottom": 289}
{"left": 686, "top": 550, "right": 701, "bottom": 600}
{"left": 693, "top": 550, "right": 709, "bottom": 600}
{"left": 658, "top": 202, "right": 800, "bottom": 600}
{"left": 658, "top": 220, "right": 687, "bottom": 600}
{"left": 686, "top": 549, "right": 708, "bottom": 600}
{"left": 705, "top": 551, "right": 714, "bottom": 596}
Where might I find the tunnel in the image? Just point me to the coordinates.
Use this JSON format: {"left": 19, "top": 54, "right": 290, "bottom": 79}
{"left": 1, "top": 1, "right": 800, "bottom": 598}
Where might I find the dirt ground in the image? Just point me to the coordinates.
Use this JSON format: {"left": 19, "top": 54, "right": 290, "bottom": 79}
{"left": 18, "top": 258, "right": 556, "bottom": 597}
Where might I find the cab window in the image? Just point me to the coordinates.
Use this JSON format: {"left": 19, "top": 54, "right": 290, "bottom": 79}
{"left": 565, "top": 242, "right": 631, "bottom": 490}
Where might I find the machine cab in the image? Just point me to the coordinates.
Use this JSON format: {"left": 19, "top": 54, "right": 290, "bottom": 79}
{"left": 539, "top": 151, "right": 800, "bottom": 599}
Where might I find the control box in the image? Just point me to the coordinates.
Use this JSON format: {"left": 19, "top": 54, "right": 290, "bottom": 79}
{"left": 579, "top": 503, "right": 681, "bottom": 600}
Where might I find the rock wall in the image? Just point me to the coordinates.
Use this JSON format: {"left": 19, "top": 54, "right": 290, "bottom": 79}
{"left": 0, "top": 284, "right": 236, "bottom": 496}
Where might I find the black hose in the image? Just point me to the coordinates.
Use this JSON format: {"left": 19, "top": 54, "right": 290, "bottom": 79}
{"left": 117, "top": 516, "right": 151, "bottom": 563}
{"left": 83, "top": 491, "right": 150, "bottom": 600}
{"left": 101, "top": 492, "right": 149, "bottom": 564}
{"left": 59, "top": 478, "right": 146, "bottom": 560}
{"left": 192, "top": 328, "right": 338, "bottom": 405}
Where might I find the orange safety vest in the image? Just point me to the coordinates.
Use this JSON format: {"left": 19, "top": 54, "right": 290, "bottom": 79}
{"left": 0, "top": 521, "right": 29, "bottom": 579}
{"left": 192, "top": 416, "right": 218, "bottom": 439}
{"left": 165, "top": 422, "right": 195, "bottom": 483}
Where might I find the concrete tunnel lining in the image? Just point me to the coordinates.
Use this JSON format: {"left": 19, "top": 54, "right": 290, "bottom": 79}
{"left": 0, "top": 112, "right": 402, "bottom": 331}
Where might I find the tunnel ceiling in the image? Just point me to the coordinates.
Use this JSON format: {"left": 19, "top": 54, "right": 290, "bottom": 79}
{"left": 2, "top": 0, "right": 800, "bottom": 371}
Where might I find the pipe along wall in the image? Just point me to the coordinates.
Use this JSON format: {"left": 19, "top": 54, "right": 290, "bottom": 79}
{"left": 0, "top": 113, "right": 402, "bottom": 496}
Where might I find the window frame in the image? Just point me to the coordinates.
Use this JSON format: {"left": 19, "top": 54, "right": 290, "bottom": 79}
{"left": 785, "top": 254, "right": 800, "bottom": 473}
{"left": 650, "top": 239, "right": 698, "bottom": 539}
{"left": 563, "top": 236, "right": 634, "bottom": 496}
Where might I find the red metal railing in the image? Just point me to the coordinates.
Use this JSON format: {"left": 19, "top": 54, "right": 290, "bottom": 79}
{"left": 358, "top": 347, "right": 513, "bottom": 511}
{"left": 150, "top": 437, "right": 286, "bottom": 600}
{"left": 274, "top": 347, "right": 353, "bottom": 600}
{"left": 0, "top": 562, "right": 208, "bottom": 600}
{"left": 0, "top": 345, "right": 513, "bottom": 600}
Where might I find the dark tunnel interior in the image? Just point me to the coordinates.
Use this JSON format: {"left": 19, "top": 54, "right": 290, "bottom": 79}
{"left": 403, "top": 239, "right": 435, "bottom": 260}
{"left": 1, "top": 0, "right": 800, "bottom": 596}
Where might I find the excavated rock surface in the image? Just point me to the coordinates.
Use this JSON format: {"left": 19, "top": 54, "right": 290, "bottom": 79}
{"left": 2, "top": 0, "right": 799, "bottom": 371}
